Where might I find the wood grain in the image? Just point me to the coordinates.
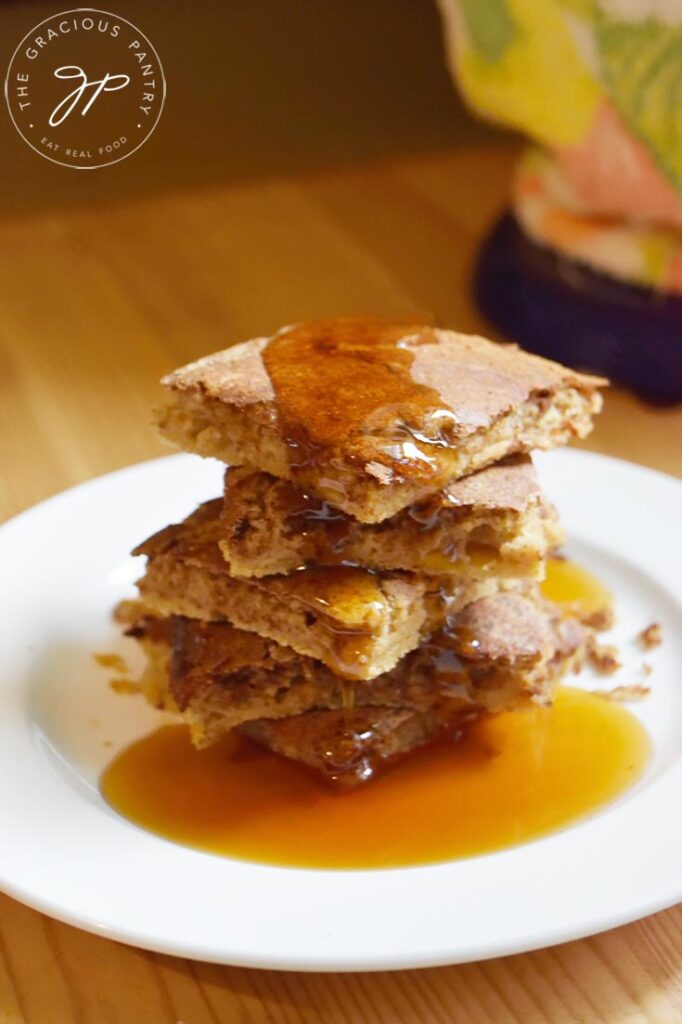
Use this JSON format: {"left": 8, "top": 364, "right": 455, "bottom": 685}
{"left": 0, "top": 144, "right": 680, "bottom": 1023}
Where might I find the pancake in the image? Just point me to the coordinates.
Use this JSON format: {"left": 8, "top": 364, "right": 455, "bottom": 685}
{"left": 133, "top": 499, "right": 508, "bottom": 681}
{"left": 122, "top": 591, "right": 586, "bottom": 751}
{"left": 156, "top": 318, "right": 605, "bottom": 523}
{"left": 219, "top": 456, "right": 563, "bottom": 579}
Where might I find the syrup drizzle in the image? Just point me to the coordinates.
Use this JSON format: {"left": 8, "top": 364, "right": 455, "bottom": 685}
{"left": 274, "top": 479, "right": 460, "bottom": 570}
{"left": 262, "top": 319, "right": 458, "bottom": 486}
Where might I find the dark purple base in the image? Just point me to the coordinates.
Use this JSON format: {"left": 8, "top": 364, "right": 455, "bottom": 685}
{"left": 474, "top": 213, "right": 682, "bottom": 405}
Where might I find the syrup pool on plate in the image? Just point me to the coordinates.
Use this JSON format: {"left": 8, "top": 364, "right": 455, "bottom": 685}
{"left": 101, "top": 560, "right": 649, "bottom": 868}
{"left": 541, "top": 556, "right": 613, "bottom": 619}
{"left": 101, "top": 685, "right": 649, "bottom": 870}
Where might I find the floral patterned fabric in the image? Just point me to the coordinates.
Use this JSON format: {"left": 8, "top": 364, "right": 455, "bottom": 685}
{"left": 438, "top": 0, "right": 682, "bottom": 293}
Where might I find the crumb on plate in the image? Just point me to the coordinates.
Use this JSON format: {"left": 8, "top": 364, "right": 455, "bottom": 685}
{"left": 109, "top": 678, "right": 141, "bottom": 696}
{"left": 638, "top": 623, "right": 662, "bottom": 650}
{"left": 586, "top": 635, "right": 622, "bottom": 675}
{"left": 594, "top": 685, "right": 650, "bottom": 703}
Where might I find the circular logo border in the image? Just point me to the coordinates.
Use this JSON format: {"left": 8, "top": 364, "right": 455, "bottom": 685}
{"left": 4, "top": 7, "right": 166, "bottom": 170}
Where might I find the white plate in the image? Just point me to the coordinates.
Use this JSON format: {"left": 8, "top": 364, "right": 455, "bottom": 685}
{"left": 0, "top": 449, "right": 680, "bottom": 971}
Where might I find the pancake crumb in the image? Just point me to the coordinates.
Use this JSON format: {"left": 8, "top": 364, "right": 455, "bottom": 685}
{"left": 594, "top": 685, "right": 650, "bottom": 703}
{"left": 638, "top": 623, "right": 662, "bottom": 650}
{"left": 109, "top": 678, "right": 141, "bottom": 695}
{"left": 580, "top": 606, "right": 614, "bottom": 632}
{"left": 94, "top": 652, "right": 127, "bottom": 672}
{"left": 586, "top": 636, "right": 621, "bottom": 675}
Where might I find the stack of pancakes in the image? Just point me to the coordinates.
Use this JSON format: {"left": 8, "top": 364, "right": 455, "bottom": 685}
{"left": 122, "top": 319, "right": 606, "bottom": 786}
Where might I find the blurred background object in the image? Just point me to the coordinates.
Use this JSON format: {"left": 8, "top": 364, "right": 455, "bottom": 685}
{"left": 438, "top": 0, "right": 682, "bottom": 403}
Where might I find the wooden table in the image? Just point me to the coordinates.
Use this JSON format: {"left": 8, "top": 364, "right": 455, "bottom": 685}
{"left": 1, "top": 144, "right": 680, "bottom": 1023}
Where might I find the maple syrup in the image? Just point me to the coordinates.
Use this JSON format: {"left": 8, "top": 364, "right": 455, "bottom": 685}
{"left": 262, "top": 319, "right": 458, "bottom": 486}
{"left": 101, "top": 686, "right": 649, "bottom": 869}
{"left": 541, "top": 556, "right": 613, "bottom": 620}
